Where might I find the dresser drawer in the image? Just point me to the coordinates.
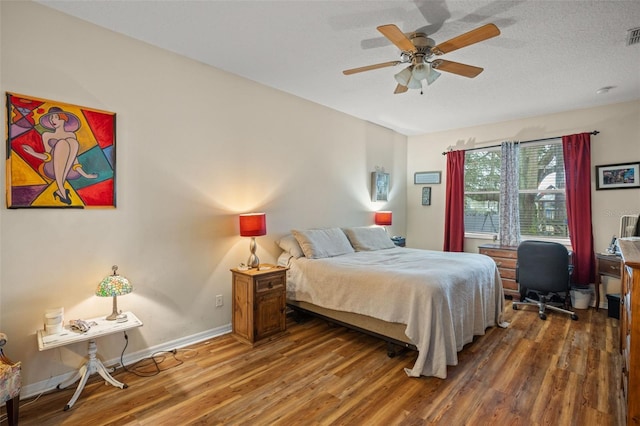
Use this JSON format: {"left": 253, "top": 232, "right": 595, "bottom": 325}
{"left": 493, "top": 257, "right": 517, "bottom": 269}
{"left": 480, "top": 248, "right": 518, "bottom": 259}
{"left": 479, "top": 244, "right": 519, "bottom": 300}
{"left": 499, "top": 268, "right": 516, "bottom": 280}
{"left": 502, "top": 278, "right": 518, "bottom": 291}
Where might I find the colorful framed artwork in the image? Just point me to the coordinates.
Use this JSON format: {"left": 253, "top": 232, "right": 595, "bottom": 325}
{"left": 371, "top": 171, "right": 389, "bottom": 202}
{"left": 6, "top": 93, "right": 116, "bottom": 208}
{"left": 595, "top": 162, "right": 639, "bottom": 190}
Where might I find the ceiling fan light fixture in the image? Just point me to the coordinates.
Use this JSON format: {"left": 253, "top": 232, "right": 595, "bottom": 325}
{"left": 426, "top": 68, "right": 441, "bottom": 85}
{"left": 407, "top": 76, "right": 422, "bottom": 90}
{"left": 412, "top": 63, "right": 429, "bottom": 81}
{"left": 394, "top": 66, "right": 413, "bottom": 86}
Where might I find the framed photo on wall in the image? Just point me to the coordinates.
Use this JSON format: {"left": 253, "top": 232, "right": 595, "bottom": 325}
{"left": 6, "top": 93, "right": 116, "bottom": 208}
{"left": 595, "top": 162, "right": 640, "bottom": 190}
{"left": 371, "top": 171, "right": 389, "bottom": 202}
{"left": 414, "top": 171, "right": 441, "bottom": 185}
{"left": 421, "top": 187, "right": 431, "bottom": 206}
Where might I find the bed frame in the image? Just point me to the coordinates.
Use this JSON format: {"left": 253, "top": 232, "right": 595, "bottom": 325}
{"left": 286, "top": 300, "right": 417, "bottom": 357}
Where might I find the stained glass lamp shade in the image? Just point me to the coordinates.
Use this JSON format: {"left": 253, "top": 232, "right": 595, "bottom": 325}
{"left": 96, "top": 265, "right": 133, "bottom": 320}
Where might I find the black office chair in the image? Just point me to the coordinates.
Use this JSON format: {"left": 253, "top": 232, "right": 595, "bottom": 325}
{"left": 512, "top": 240, "right": 578, "bottom": 321}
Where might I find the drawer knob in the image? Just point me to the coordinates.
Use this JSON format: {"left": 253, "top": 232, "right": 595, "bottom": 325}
{"left": 268, "top": 282, "right": 273, "bottom": 289}
{"left": 496, "top": 262, "right": 502, "bottom": 267}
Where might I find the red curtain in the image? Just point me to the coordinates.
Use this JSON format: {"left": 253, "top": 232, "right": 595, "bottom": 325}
{"left": 562, "top": 133, "right": 595, "bottom": 285}
{"left": 443, "top": 150, "right": 465, "bottom": 252}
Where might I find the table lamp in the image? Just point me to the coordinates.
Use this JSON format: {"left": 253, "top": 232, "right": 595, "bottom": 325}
{"left": 239, "top": 213, "right": 267, "bottom": 269}
{"left": 375, "top": 211, "right": 392, "bottom": 232}
{"left": 96, "top": 265, "right": 133, "bottom": 321}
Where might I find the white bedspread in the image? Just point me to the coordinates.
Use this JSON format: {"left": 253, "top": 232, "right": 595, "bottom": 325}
{"left": 285, "top": 247, "right": 505, "bottom": 379}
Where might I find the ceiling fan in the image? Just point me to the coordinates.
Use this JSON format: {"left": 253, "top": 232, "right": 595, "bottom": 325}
{"left": 343, "top": 23, "right": 500, "bottom": 94}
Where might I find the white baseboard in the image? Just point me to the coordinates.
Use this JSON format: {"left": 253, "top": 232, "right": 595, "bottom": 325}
{"left": 21, "top": 323, "right": 232, "bottom": 399}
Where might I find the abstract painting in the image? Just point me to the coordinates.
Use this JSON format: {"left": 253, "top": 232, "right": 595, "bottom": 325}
{"left": 6, "top": 93, "right": 116, "bottom": 208}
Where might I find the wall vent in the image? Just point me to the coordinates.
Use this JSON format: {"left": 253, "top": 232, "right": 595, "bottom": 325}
{"left": 627, "top": 27, "right": 640, "bottom": 46}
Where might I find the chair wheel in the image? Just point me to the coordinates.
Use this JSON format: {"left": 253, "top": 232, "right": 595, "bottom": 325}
{"left": 571, "top": 314, "right": 578, "bottom": 321}
{"left": 539, "top": 313, "right": 547, "bottom": 320}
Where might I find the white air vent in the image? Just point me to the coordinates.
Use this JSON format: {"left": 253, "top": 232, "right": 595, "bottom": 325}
{"left": 627, "top": 27, "right": 640, "bottom": 46}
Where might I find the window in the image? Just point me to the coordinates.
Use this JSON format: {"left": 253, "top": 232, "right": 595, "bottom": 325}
{"left": 464, "top": 141, "right": 568, "bottom": 238}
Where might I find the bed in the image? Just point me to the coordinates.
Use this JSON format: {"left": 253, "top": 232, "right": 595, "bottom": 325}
{"left": 277, "top": 226, "right": 506, "bottom": 379}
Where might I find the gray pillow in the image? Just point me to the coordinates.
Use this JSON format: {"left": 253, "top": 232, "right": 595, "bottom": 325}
{"left": 343, "top": 226, "right": 396, "bottom": 251}
{"left": 276, "top": 235, "right": 305, "bottom": 258}
{"left": 291, "top": 228, "right": 355, "bottom": 259}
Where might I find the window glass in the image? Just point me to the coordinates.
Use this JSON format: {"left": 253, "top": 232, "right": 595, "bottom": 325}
{"left": 464, "top": 142, "right": 568, "bottom": 238}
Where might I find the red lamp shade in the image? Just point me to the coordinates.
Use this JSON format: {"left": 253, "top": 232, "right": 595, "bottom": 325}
{"left": 239, "top": 213, "right": 267, "bottom": 237}
{"left": 375, "top": 211, "right": 392, "bottom": 226}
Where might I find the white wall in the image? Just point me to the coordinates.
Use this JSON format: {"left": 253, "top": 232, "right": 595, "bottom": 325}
{"left": 406, "top": 100, "right": 640, "bottom": 299}
{"left": 0, "top": 1, "right": 407, "bottom": 390}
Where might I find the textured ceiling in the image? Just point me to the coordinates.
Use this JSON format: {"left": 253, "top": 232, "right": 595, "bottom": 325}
{"left": 36, "top": 1, "right": 640, "bottom": 136}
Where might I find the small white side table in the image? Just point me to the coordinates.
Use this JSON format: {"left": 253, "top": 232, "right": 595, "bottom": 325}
{"left": 36, "top": 311, "right": 143, "bottom": 410}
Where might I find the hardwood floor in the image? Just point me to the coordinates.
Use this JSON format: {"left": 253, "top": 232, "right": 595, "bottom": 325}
{"left": 8, "top": 301, "right": 625, "bottom": 425}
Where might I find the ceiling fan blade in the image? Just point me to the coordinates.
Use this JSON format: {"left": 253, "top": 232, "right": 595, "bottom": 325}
{"left": 377, "top": 24, "right": 417, "bottom": 53}
{"left": 432, "top": 23, "right": 500, "bottom": 55}
{"left": 394, "top": 84, "right": 408, "bottom": 94}
{"left": 343, "top": 61, "right": 402, "bottom": 75}
{"left": 432, "top": 59, "right": 484, "bottom": 78}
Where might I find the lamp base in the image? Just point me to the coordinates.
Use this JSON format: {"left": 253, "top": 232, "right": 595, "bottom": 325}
{"left": 248, "top": 237, "right": 260, "bottom": 269}
{"left": 105, "top": 295, "right": 121, "bottom": 321}
{"left": 247, "top": 254, "right": 260, "bottom": 269}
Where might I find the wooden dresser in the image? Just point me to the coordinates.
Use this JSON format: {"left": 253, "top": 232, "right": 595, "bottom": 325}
{"left": 479, "top": 244, "right": 519, "bottom": 300}
{"left": 230, "top": 265, "right": 287, "bottom": 346}
{"left": 619, "top": 239, "right": 640, "bottom": 425}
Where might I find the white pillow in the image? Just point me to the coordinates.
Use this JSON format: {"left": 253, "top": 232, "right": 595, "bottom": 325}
{"left": 291, "top": 228, "right": 355, "bottom": 259}
{"left": 343, "top": 226, "right": 396, "bottom": 251}
{"left": 276, "top": 235, "right": 305, "bottom": 259}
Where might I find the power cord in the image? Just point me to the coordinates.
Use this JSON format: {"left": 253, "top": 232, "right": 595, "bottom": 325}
{"left": 119, "top": 331, "right": 186, "bottom": 377}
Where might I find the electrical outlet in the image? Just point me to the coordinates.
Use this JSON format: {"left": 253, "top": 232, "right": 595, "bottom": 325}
{"left": 215, "top": 295, "right": 223, "bottom": 307}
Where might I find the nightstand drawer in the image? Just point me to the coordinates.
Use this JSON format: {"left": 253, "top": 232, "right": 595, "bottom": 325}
{"left": 255, "top": 274, "right": 285, "bottom": 292}
{"left": 598, "top": 257, "right": 621, "bottom": 278}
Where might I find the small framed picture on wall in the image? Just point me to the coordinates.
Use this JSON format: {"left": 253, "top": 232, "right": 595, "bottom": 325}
{"left": 371, "top": 171, "right": 390, "bottom": 202}
{"left": 421, "top": 187, "right": 431, "bottom": 206}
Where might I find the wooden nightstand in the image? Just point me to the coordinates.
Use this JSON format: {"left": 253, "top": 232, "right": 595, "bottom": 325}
{"left": 230, "top": 265, "right": 287, "bottom": 346}
{"left": 479, "top": 244, "right": 519, "bottom": 300}
{"left": 594, "top": 252, "right": 621, "bottom": 311}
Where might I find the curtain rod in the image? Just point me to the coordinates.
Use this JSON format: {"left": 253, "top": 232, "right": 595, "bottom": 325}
{"left": 441, "top": 130, "right": 600, "bottom": 155}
